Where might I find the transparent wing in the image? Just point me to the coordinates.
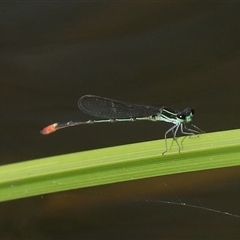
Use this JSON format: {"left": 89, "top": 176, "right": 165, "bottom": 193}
{"left": 78, "top": 95, "right": 160, "bottom": 119}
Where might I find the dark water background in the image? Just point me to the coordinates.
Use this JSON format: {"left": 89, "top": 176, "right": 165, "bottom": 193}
{"left": 1, "top": 2, "right": 240, "bottom": 239}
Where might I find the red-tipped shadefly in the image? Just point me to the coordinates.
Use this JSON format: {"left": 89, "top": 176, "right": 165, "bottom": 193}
{"left": 40, "top": 124, "right": 57, "bottom": 135}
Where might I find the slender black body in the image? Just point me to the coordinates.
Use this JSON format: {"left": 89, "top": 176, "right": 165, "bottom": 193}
{"left": 41, "top": 95, "right": 203, "bottom": 154}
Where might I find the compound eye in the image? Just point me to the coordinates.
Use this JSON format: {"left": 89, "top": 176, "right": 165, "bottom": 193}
{"left": 177, "top": 113, "right": 186, "bottom": 120}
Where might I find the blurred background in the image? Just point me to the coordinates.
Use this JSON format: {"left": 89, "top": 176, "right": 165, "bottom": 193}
{"left": 1, "top": 2, "right": 240, "bottom": 239}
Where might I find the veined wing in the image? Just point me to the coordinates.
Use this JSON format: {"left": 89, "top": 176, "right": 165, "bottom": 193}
{"left": 78, "top": 95, "right": 160, "bottom": 119}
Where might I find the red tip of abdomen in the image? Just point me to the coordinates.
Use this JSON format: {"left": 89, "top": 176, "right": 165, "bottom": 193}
{"left": 40, "top": 124, "right": 57, "bottom": 135}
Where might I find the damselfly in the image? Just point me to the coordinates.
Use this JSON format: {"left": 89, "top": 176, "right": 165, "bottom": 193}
{"left": 41, "top": 95, "right": 203, "bottom": 154}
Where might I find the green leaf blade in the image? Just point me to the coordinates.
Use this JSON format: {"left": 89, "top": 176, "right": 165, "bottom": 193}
{"left": 0, "top": 129, "right": 240, "bottom": 202}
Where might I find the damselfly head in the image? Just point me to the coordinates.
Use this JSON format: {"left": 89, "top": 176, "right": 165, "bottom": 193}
{"left": 177, "top": 108, "right": 194, "bottom": 122}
